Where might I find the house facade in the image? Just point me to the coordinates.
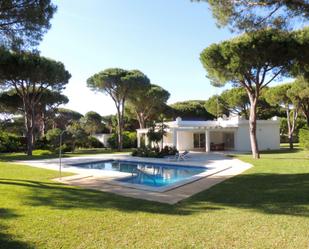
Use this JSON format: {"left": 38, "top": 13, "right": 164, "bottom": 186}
{"left": 137, "top": 116, "right": 280, "bottom": 152}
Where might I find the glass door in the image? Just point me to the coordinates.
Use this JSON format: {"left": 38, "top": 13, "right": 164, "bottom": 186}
{"left": 223, "top": 132, "right": 234, "bottom": 149}
{"left": 193, "top": 133, "right": 206, "bottom": 149}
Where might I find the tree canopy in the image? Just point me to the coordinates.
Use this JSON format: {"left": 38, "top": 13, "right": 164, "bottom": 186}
{"left": 193, "top": 0, "right": 309, "bottom": 32}
{"left": 87, "top": 68, "right": 150, "bottom": 150}
{"left": 205, "top": 87, "right": 281, "bottom": 119}
{"left": 54, "top": 108, "right": 83, "bottom": 129}
{"left": 127, "top": 84, "right": 170, "bottom": 128}
{"left": 201, "top": 29, "right": 308, "bottom": 89}
{"left": 0, "top": 0, "right": 57, "bottom": 49}
{"left": 170, "top": 100, "right": 215, "bottom": 120}
{"left": 0, "top": 89, "right": 68, "bottom": 137}
{"left": 265, "top": 83, "right": 298, "bottom": 148}
{"left": 288, "top": 77, "right": 309, "bottom": 126}
{"left": 81, "top": 111, "right": 104, "bottom": 135}
{"left": 200, "top": 28, "right": 309, "bottom": 158}
{"left": 204, "top": 94, "right": 229, "bottom": 118}
{"left": 0, "top": 49, "right": 71, "bottom": 155}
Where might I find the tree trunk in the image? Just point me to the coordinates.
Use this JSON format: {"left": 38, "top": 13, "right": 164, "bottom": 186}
{"left": 116, "top": 104, "right": 124, "bottom": 151}
{"left": 26, "top": 130, "right": 33, "bottom": 156}
{"left": 161, "top": 119, "right": 164, "bottom": 150}
{"left": 138, "top": 114, "right": 145, "bottom": 129}
{"left": 31, "top": 106, "right": 36, "bottom": 147}
{"left": 24, "top": 112, "right": 33, "bottom": 156}
{"left": 286, "top": 108, "right": 292, "bottom": 150}
{"left": 288, "top": 134, "right": 294, "bottom": 149}
{"left": 286, "top": 104, "right": 299, "bottom": 150}
{"left": 248, "top": 95, "right": 260, "bottom": 159}
{"left": 24, "top": 102, "right": 37, "bottom": 156}
{"left": 116, "top": 112, "right": 122, "bottom": 151}
{"left": 286, "top": 107, "right": 294, "bottom": 150}
{"left": 41, "top": 111, "right": 46, "bottom": 137}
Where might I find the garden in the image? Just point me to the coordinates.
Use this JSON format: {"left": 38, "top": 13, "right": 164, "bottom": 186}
{"left": 0, "top": 1, "right": 309, "bottom": 248}
{"left": 0, "top": 146, "right": 308, "bottom": 248}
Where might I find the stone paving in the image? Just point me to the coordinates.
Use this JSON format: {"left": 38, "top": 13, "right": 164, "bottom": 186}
{"left": 16, "top": 152, "right": 252, "bottom": 204}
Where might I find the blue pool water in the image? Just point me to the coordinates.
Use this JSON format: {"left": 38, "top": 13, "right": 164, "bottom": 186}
{"left": 73, "top": 160, "right": 207, "bottom": 187}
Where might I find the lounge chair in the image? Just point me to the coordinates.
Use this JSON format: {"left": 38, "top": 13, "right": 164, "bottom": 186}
{"left": 176, "top": 150, "right": 190, "bottom": 161}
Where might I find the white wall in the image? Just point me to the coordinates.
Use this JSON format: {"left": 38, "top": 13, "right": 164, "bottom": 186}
{"left": 92, "top": 134, "right": 112, "bottom": 147}
{"left": 235, "top": 122, "right": 280, "bottom": 151}
{"left": 163, "top": 132, "right": 173, "bottom": 147}
{"left": 177, "top": 131, "right": 194, "bottom": 151}
{"left": 160, "top": 120, "right": 280, "bottom": 152}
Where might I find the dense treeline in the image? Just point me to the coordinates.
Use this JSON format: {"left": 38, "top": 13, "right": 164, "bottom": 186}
{"left": 0, "top": 1, "right": 308, "bottom": 158}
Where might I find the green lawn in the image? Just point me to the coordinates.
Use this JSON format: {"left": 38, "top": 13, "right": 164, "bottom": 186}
{"left": 0, "top": 148, "right": 133, "bottom": 161}
{"left": 0, "top": 148, "right": 308, "bottom": 248}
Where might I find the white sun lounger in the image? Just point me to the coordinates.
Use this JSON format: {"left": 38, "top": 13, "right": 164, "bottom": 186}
{"left": 175, "top": 150, "right": 190, "bottom": 161}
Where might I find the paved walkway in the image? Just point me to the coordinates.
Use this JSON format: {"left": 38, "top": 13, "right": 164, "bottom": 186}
{"left": 16, "top": 152, "right": 252, "bottom": 204}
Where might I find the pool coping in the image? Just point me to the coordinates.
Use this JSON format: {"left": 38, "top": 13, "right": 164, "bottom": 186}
{"left": 104, "top": 165, "right": 232, "bottom": 192}
{"left": 14, "top": 153, "right": 253, "bottom": 204}
{"left": 68, "top": 159, "right": 227, "bottom": 192}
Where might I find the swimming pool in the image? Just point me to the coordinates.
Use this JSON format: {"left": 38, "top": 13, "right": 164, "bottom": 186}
{"left": 72, "top": 160, "right": 207, "bottom": 188}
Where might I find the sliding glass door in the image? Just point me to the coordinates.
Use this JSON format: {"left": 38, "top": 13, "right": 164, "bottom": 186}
{"left": 193, "top": 133, "right": 205, "bottom": 149}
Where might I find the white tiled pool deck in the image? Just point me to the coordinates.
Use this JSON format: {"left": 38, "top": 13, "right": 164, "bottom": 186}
{"left": 15, "top": 152, "right": 252, "bottom": 204}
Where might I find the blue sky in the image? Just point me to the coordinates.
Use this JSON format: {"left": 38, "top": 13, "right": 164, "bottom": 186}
{"left": 39, "top": 0, "right": 234, "bottom": 116}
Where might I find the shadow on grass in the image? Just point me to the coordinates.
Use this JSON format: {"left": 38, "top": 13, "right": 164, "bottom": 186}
{"left": 1, "top": 171, "right": 309, "bottom": 217}
{"left": 0, "top": 208, "right": 34, "bottom": 249}
{"left": 185, "top": 172, "right": 309, "bottom": 217}
{"left": 0, "top": 153, "right": 62, "bottom": 162}
{"left": 0, "top": 178, "right": 199, "bottom": 215}
{"left": 261, "top": 148, "right": 302, "bottom": 154}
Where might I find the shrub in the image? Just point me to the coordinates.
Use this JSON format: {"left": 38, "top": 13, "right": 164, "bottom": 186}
{"left": 45, "top": 128, "right": 74, "bottom": 152}
{"left": 132, "top": 146, "right": 178, "bottom": 158}
{"left": 35, "top": 136, "right": 50, "bottom": 150}
{"left": 108, "top": 131, "right": 137, "bottom": 149}
{"left": 0, "top": 132, "right": 24, "bottom": 152}
{"left": 299, "top": 128, "right": 309, "bottom": 150}
{"left": 161, "top": 146, "right": 178, "bottom": 156}
{"left": 45, "top": 127, "right": 105, "bottom": 152}
{"left": 45, "top": 128, "right": 62, "bottom": 150}
{"left": 32, "top": 149, "right": 53, "bottom": 156}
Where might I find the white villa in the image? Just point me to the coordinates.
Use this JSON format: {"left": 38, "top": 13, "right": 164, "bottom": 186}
{"left": 137, "top": 116, "right": 280, "bottom": 152}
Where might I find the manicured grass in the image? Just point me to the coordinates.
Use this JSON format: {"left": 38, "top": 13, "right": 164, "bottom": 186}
{"left": 0, "top": 148, "right": 308, "bottom": 248}
{"left": 0, "top": 148, "right": 133, "bottom": 161}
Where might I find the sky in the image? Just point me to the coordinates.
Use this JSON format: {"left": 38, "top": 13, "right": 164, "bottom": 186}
{"left": 39, "top": 0, "right": 235, "bottom": 116}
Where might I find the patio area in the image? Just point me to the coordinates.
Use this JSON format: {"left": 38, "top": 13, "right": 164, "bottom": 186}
{"left": 16, "top": 152, "right": 252, "bottom": 204}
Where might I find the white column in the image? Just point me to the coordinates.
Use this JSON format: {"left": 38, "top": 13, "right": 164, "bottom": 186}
{"left": 205, "top": 129, "right": 210, "bottom": 152}
{"left": 172, "top": 129, "right": 178, "bottom": 149}
{"left": 145, "top": 134, "right": 149, "bottom": 147}
{"left": 137, "top": 133, "right": 141, "bottom": 148}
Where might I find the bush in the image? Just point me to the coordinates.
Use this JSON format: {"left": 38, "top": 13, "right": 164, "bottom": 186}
{"left": 45, "top": 128, "right": 62, "bottom": 150}
{"left": 45, "top": 128, "right": 75, "bottom": 152}
{"left": 45, "top": 127, "right": 105, "bottom": 152}
{"left": 108, "top": 131, "right": 137, "bottom": 149}
{"left": 299, "top": 128, "right": 309, "bottom": 150}
{"left": 32, "top": 149, "right": 53, "bottom": 156}
{"left": 132, "top": 146, "right": 178, "bottom": 158}
{"left": 161, "top": 145, "right": 178, "bottom": 156}
{"left": 35, "top": 137, "right": 50, "bottom": 150}
{"left": 0, "top": 132, "right": 24, "bottom": 152}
